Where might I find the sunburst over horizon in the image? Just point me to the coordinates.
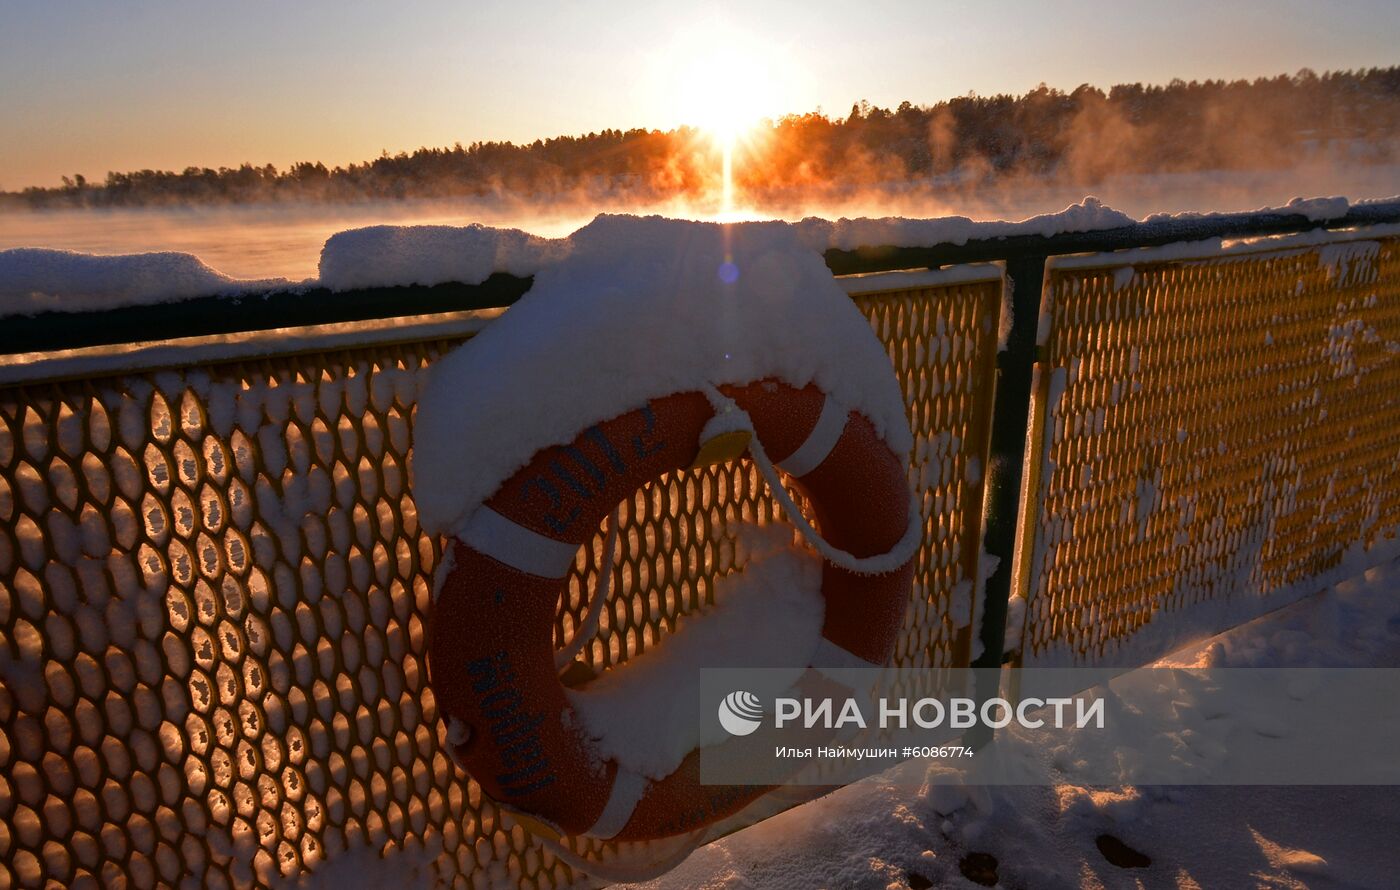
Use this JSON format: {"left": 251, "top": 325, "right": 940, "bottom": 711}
{"left": 659, "top": 20, "right": 797, "bottom": 215}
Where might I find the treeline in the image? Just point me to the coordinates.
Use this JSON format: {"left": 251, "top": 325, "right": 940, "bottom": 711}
{"left": 4, "top": 66, "right": 1398, "bottom": 210}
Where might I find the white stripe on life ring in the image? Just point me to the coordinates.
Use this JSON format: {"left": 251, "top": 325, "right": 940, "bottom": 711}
{"left": 809, "top": 638, "right": 886, "bottom": 732}
{"left": 811, "top": 636, "right": 885, "bottom": 670}
{"left": 586, "top": 766, "right": 648, "bottom": 839}
{"left": 460, "top": 506, "right": 580, "bottom": 579}
{"left": 777, "top": 395, "right": 848, "bottom": 478}
{"left": 810, "top": 636, "right": 885, "bottom": 687}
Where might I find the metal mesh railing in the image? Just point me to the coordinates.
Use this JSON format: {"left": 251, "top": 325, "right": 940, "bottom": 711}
{"left": 10, "top": 223, "right": 1397, "bottom": 887}
{"left": 0, "top": 272, "right": 1003, "bottom": 888}
{"left": 1015, "top": 235, "right": 1400, "bottom": 666}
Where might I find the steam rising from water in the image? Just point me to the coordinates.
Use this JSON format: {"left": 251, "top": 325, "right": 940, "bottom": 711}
{"left": 1, "top": 159, "right": 1397, "bottom": 280}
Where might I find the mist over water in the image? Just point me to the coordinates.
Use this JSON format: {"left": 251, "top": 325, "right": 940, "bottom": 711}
{"left": 0, "top": 199, "right": 593, "bottom": 282}
{"left": 1, "top": 160, "right": 1397, "bottom": 281}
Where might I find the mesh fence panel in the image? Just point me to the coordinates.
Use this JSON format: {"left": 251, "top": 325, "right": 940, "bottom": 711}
{"left": 0, "top": 273, "right": 1002, "bottom": 888}
{"left": 1016, "top": 236, "right": 1400, "bottom": 666}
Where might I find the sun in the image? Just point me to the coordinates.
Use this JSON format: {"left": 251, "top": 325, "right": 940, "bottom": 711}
{"left": 657, "top": 20, "right": 793, "bottom": 150}
{"left": 676, "top": 46, "right": 774, "bottom": 150}
{"left": 644, "top": 19, "right": 799, "bottom": 215}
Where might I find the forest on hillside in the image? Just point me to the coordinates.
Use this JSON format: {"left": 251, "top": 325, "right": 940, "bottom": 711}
{"left": 4, "top": 66, "right": 1398, "bottom": 210}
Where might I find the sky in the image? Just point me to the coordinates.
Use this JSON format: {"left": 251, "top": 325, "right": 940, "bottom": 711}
{"left": 1, "top": 0, "right": 1397, "bottom": 190}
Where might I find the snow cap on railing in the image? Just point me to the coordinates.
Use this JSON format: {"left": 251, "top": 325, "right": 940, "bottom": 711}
{"left": 411, "top": 214, "right": 916, "bottom": 536}
{"left": 0, "top": 247, "right": 289, "bottom": 316}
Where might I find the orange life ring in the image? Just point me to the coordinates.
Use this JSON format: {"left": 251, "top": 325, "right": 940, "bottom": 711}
{"left": 428, "top": 378, "right": 915, "bottom": 841}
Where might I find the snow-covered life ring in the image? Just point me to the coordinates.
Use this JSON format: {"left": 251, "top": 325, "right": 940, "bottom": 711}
{"left": 428, "top": 378, "right": 918, "bottom": 842}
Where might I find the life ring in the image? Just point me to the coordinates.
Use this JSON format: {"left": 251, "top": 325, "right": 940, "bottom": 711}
{"left": 428, "top": 378, "right": 917, "bottom": 842}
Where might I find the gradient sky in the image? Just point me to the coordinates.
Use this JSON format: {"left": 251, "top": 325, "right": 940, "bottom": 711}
{"left": 2, "top": 0, "right": 1397, "bottom": 189}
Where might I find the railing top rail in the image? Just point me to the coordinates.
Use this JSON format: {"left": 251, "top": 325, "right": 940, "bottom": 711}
{"left": 824, "top": 200, "right": 1400, "bottom": 273}
{"left": 4, "top": 200, "right": 1399, "bottom": 357}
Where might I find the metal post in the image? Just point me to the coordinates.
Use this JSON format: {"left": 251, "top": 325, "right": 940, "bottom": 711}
{"left": 968, "top": 254, "right": 1046, "bottom": 744}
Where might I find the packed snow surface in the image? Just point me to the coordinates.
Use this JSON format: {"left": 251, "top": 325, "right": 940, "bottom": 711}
{"left": 798, "top": 196, "right": 1135, "bottom": 252}
{"left": 1142, "top": 194, "right": 1352, "bottom": 224}
{"left": 0, "top": 247, "right": 288, "bottom": 315}
{"left": 618, "top": 558, "right": 1400, "bottom": 890}
{"left": 411, "top": 213, "right": 915, "bottom": 535}
{"left": 317, "top": 222, "right": 564, "bottom": 291}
